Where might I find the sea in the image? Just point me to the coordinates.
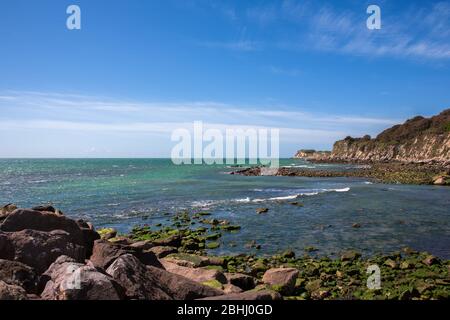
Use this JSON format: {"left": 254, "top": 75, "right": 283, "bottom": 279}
{"left": 1, "top": 158, "right": 449, "bottom": 258}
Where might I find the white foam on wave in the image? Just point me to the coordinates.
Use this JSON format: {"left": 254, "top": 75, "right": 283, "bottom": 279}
{"left": 269, "top": 194, "right": 299, "bottom": 201}
{"left": 252, "top": 188, "right": 284, "bottom": 192}
{"left": 334, "top": 187, "right": 350, "bottom": 192}
{"left": 191, "top": 187, "right": 350, "bottom": 207}
{"left": 282, "top": 165, "right": 316, "bottom": 169}
{"left": 30, "top": 179, "right": 49, "bottom": 184}
{"left": 107, "top": 203, "right": 121, "bottom": 207}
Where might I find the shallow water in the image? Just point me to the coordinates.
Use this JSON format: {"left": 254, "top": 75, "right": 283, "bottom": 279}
{"left": 1, "top": 158, "right": 449, "bottom": 258}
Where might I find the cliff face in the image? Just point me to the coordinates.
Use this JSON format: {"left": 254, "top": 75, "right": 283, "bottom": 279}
{"left": 295, "top": 109, "right": 450, "bottom": 163}
{"left": 331, "top": 133, "right": 450, "bottom": 162}
{"left": 294, "top": 150, "right": 331, "bottom": 160}
{"left": 330, "top": 109, "right": 450, "bottom": 163}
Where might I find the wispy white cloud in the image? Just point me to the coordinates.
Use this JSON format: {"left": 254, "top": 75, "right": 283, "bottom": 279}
{"left": 0, "top": 90, "right": 403, "bottom": 157}
{"left": 246, "top": 5, "right": 278, "bottom": 26}
{"left": 198, "top": 40, "right": 261, "bottom": 52}
{"left": 265, "top": 65, "right": 301, "bottom": 77}
{"left": 207, "top": 1, "right": 450, "bottom": 60}
{"left": 0, "top": 91, "right": 399, "bottom": 129}
{"left": 0, "top": 119, "right": 345, "bottom": 142}
{"left": 291, "top": 2, "right": 450, "bottom": 59}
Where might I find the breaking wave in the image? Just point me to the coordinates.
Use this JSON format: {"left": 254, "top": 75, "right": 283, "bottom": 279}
{"left": 191, "top": 187, "right": 350, "bottom": 207}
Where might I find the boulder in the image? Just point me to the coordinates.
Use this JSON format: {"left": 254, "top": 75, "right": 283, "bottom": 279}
{"left": 152, "top": 234, "right": 182, "bottom": 247}
{"left": 146, "top": 246, "right": 177, "bottom": 258}
{"left": 90, "top": 240, "right": 163, "bottom": 270}
{"left": 0, "top": 259, "right": 38, "bottom": 293}
{"left": 423, "top": 255, "right": 440, "bottom": 266}
{"left": 149, "top": 265, "right": 223, "bottom": 300}
{"left": 0, "top": 232, "right": 14, "bottom": 260}
{"left": 108, "top": 237, "right": 132, "bottom": 245}
{"left": 31, "top": 205, "right": 61, "bottom": 214}
{"left": 0, "top": 280, "right": 28, "bottom": 300}
{"left": 97, "top": 228, "right": 117, "bottom": 240}
{"left": 105, "top": 254, "right": 172, "bottom": 300}
{"left": 1, "top": 204, "right": 17, "bottom": 216}
{"left": 384, "top": 259, "right": 398, "bottom": 269}
{"left": 129, "top": 239, "right": 155, "bottom": 251}
{"left": 256, "top": 208, "right": 269, "bottom": 214}
{"left": 433, "top": 175, "right": 450, "bottom": 186}
{"left": 281, "top": 250, "right": 296, "bottom": 258}
{"left": 340, "top": 250, "right": 361, "bottom": 262}
{"left": 0, "top": 204, "right": 17, "bottom": 224}
{"left": 40, "top": 256, "right": 124, "bottom": 300}
{"left": 0, "top": 209, "right": 85, "bottom": 246}
{"left": 305, "top": 279, "right": 322, "bottom": 293}
{"left": 262, "top": 268, "right": 299, "bottom": 295}
{"left": 76, "top": 219, "right": 100, "bottom": 257}
{"left": 161, "top": 260, "right": 227, "bottom": 284}
{"left": 223, "top": 284, "right": 243, "bottom": 294}
{"left": 225, "top": 273, "right": 256, "bottom": 290}
{"left": 1, "top": 229, "right": 85, "bottom": 274}
{"left": 106, "top": 254, "right": 222, "bottom": 300}
{"left": 161, "top": 253, "right": 211, "bottom": 268}
{"left": 200, "top": 289, "right": 282, "bottom": 300}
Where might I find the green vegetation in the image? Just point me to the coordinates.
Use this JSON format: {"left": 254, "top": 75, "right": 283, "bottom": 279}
{"left": 444, "top": 122, "right": 450, "bottom": 132}
{"left": 121, "top": 210, "right": 450, "bottom": 300}
{"left": 206, "top": 241, "right": 220, "bottom": 249}
{"left": 201, "top": 280, "right": 223, "bottom": 290}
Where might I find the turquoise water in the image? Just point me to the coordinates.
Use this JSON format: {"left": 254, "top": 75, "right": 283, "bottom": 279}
{"left": 1, "top": 158, "right": 450, "bottom": 258}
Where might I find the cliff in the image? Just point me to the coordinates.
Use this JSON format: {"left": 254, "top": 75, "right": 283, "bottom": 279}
{"left": 295, "top": 109, "right": 450, "bottom": 164}
{"left": 294, "top": 149, "right": 331, "bottom": 160}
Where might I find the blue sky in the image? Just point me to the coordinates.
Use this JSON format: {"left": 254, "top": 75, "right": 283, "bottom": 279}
{"left": 0, "top": 0, "right": 449, "bottom": 158}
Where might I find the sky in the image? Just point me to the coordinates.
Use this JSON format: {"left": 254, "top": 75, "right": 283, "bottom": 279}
{"left": 0, "top": 0, "right": 449, "bottom": 158}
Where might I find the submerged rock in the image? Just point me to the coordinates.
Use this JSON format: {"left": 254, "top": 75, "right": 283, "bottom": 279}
{"left": 206, "top": 241, "right": 220, "bottom": 249}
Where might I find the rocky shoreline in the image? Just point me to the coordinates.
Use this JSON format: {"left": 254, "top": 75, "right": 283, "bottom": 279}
{"left": 294, "top": 109, "right": 450, "bottom": 164}
{"left": 285, "top": 109, "right": 450, "bottom": 185}
{"left": 230, "top": 162, "right": 450, "bottom": 185}
{"left": 1, "top": 204, "right": 449, "bottom": 300}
